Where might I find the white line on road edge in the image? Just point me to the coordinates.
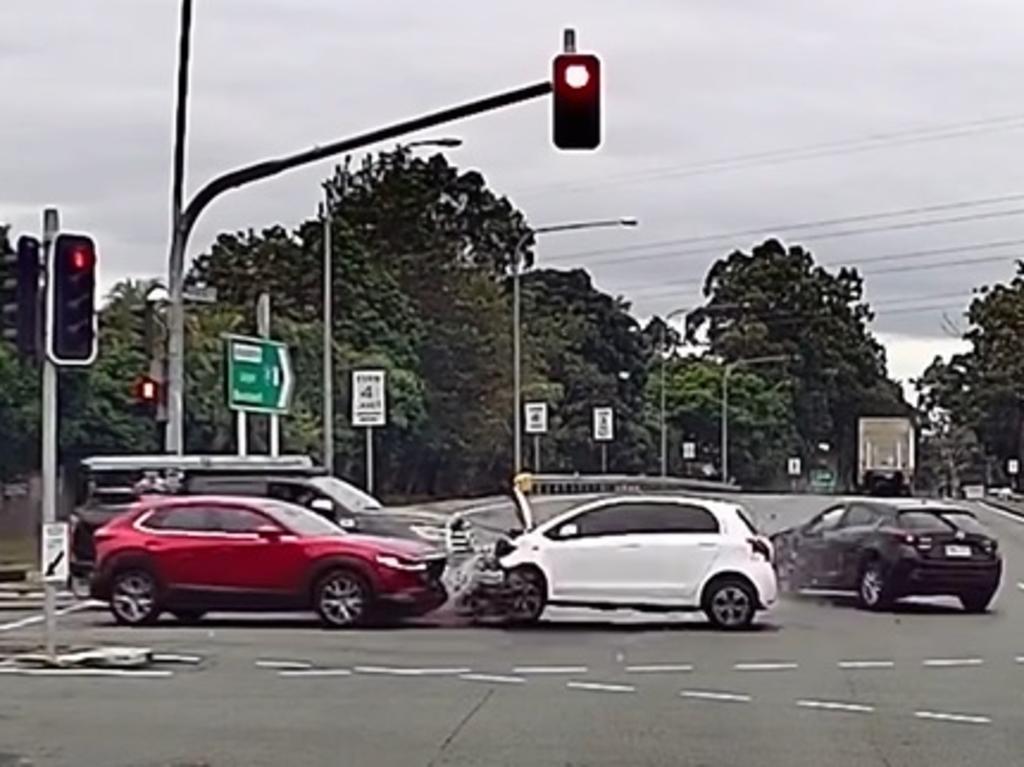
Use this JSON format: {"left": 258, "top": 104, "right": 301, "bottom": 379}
{"left": 0, "top": 667, "right": 172, "bottom": 678}
{"left": 914, "top": 710, "right": 991, "bottom": 725}
{"left": 922, "top": 658, "right": 984, "bottom": 668}
{"left": 680, "top": 690, "right": 752, "bottom": 703}
{"left": 512, "top": 665, "right": 589, "bottom": 674}
{"left": 977, "top": 501, "right": 1024, "bottom": 526}
{"left": 838, "top": 660, "right": 895, "bottom": 669}
{"left": 150, "top": 653, "right": 202, "bottom": 665}
{"left": 459, "top": 673, "right": 526, "bottom": 685}
{"left": 354, "top": 665, "right": 472, "bottom": 676}
{"left": 0, "top": 599, "right": 103, "bottom": 633}
{"left": 566, "top": 681, "right": 635, "bottom": 694}
{"left": 796, "top": 699, "right": 875, "bottom": 714}
{"left": 278, "top": 668, "right": 352, "bottom": 678}
{"left": 625, "top": 664, "right": 694, "bottom": 673}
{"left": 734, "top": 662, "right": 799, "bottom": 671}
{"left": 255, "top": 660, "right": 314, "bottom": 670}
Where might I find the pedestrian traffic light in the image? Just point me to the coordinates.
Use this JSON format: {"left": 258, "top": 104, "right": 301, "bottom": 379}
{"left": 0, "top": 236, "right": 41, "bottom": 358}
{"left": 48, "top": 233, "right": 97, "bottom": 365}
{"left": 134, "top": 375, "right": 159, "bottom": 405}
{"left": 552, "top": 52, "right": 601, "bottom": 150}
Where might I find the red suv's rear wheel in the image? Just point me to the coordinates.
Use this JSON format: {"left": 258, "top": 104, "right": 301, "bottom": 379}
{"left": 110, "top": 569, "right": 161, "bottom": 626}
{"left": 314, "top": 569, "right": 372, "bottom": 628}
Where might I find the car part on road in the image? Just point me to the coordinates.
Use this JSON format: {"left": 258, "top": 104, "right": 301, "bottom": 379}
{"left": 703, "top": 577, "right": 756, "bottom": 630}
{"left": 110, "top": 570, "right": 161, "bottom": 626}
{"left": 314, "top": 569, "right": 371, "bottom": 628}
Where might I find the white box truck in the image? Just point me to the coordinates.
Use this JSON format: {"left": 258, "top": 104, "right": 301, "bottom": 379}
{"left": 857, "top": 416, "right": 915, "bottom": 496}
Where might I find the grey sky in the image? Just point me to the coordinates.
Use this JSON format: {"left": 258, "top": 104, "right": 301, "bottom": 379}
{"left": 4, "top": 0, "right": 1022, "bottom": 384}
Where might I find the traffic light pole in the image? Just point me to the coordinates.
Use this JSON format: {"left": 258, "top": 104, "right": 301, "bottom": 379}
{"left": 163, "top": 79, "right": 554, "bottom": 454}
{"left": 40, "top": 207, "right": 59, "bottom": 658}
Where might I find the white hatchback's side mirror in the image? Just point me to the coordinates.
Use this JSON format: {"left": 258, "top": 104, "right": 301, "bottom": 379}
{"left": 557, "top": 523, "right": 579, "bottom": 539}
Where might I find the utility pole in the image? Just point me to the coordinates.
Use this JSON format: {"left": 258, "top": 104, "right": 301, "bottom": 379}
{"left": 721, "top": 354, "right": 788, "bottom": 483}
{"left": 40, "top": 207, "right": 59, "bottom": 658}
{"left": 257, "top": 292, "right": 278, "bottom": 456}
{"left": 659, "top": 307, "right": 689, "bottom": 477}
{"left": 321, "top": 187, "right": 334, "bottom": 474}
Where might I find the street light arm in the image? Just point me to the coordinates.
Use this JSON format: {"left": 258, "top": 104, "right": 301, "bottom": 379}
{"left": 179, "top": 81, "right": 552, "bottom": 242}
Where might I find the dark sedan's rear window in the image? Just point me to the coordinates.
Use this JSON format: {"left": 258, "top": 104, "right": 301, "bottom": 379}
{"left": 898, "top": 509, "right": 988, "bottom": 535}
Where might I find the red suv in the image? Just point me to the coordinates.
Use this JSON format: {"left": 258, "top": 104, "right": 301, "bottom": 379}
{"left": 89, "top": 496, "right": 448, "bottom": 628}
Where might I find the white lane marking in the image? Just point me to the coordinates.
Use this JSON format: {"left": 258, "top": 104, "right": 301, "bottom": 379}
{"left": 354, "top": 665, "right": 471, "bottom": 676}
{"left": 734, "top": 662, "right": 799, "bottom": 671}
{"left": 0, "top": 599, "right": 103, "bottom": 633}
{"left": 1017, "top": 582, "right": 1024, "bottom": 592}
{"left": 566, "top": 681, "right": 635, "bottom": 693}
{"left": 278, "top": 668, "right": 352, "bottom": 678}
{"left": 680, "top": 690, "right": 752, "bottom": 703}
{"left": 977, "top": 501, "right": 1024, "bottom": 526}
{"left": 915, "top": 710, "right": 991, "bottom": 725}
{"left": 796, "top": 699, "right": 875, "bottom": 714}
{"left": 0, "top": 667, "right": 172, "bottom": 678}
{"left": 1016, "top": 656, "right": 1024, "bottom": 664}
{"left": 922, "top": 658, "right": 984, "bottom": 668}
{"left": 255, "top": 659, "right": 313, "bottom": 670}
{"left": 625, "top": 664, "right": 694, "bottom": 673}
{"left": 838, "top": 660, "right": 895, "bottom": 670}
{"left": 150, "top": 653, "right": 202, "bottom": 665}
{"left": 459, "top": 673, "right": 526, "bottom": 685}
{"left": 513, "top": 665, "right": 589, "bottom": 675}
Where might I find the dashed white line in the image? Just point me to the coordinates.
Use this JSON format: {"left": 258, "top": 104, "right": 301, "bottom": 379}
{"left": 354, "top": 665, "right": 471, "bottom": 676}
{"left": 513, "top": 665, "right": 589, "bottom": 675}
{"left": 625, "top": 664, "right": 694, "bottom": 673}
{"left": 0, "top": 667, "right": 172, "bottom": 678}
{"left": 278, "top": 668, "right": 352, "bottom": 678}
{"left": 1015, "top": 656, "right": 1024, "bottom": 664}
{"left": 734, "top": 662, "right": 799, "bottom": 672}
{"left": 838, "top": 660, "right": 895, "bottom": 670}
{"left": 566, "top": 681, "right": 635, "bottom": 694}
{"left": 796, "top": 699, "right": 875, "bottom": 714}
{"left": 151, "top": 653, "right": 202, "bottom": 665}
{"left": 255, "top": 660, "right": 313, "bottom": 670}
{"left": 915, "top": 710, "right": 991, "bottom": 725}
{"left": 922, "top": 658, "right": 984, "bottom": 668}
{"left": 0, "top": 600, "right": 103, "bottom": 633}
{"left": 680, "top": 690, "right": 752, "bottom": 703}
{"left": 459, "top": 673, "right": 526, "bottom": 685}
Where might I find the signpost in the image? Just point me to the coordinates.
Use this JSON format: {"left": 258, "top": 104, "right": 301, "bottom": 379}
{"left": 787, "top": 457, "right": 802, "bottom": 477}
{"left": 225, "top": 334, "right": 294, "bottom": 456}
{"left": 352, "top": 370, "right": 386, "bottom": 492}
{"left": 41, "top": 523, "right": 69, "bottom": 585}
{"left": 682, "top": 441, "right": 697, "bottom": 461}
{"left": 593, "top": 407, "right": 614, "bottom": 473}
{"left": 524, "top": 402, "right": 549, "bottom": 472}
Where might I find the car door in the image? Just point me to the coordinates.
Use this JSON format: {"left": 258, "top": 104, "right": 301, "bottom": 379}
{"left": 206, "top": 505, "right": 310, "bottom": 599}
{"left": 831, "top": 503, "right": 882, "bottom": 588}
{"left": 795, "top": 505, "right": 847, "bottom": 587}
{"left": 136, "top": 504, "right": 224, "bottom": 595}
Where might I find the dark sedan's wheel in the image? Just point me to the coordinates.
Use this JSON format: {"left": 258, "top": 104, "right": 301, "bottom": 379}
{"left": 856, "top": 562, "right": 893, "bottom": 611}
{"left": 314, "top": 569, "right": 372, "bottom": 628}
{"left": 703, "top": 578, "right": 756, "bottom": 630}
{"left": 171, "top": 610, "right": 206, "bottom": 624}
{"left": 110, "top": 569, "right": 161, "bottom": 626}
{"left": 959, "top": 589, "right": 996, "bottom": 613}
{"left": 506, "top": 567, "right": 547, "bottom": 625}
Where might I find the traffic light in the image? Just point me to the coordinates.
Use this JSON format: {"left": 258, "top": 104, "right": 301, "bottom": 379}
{"left": 552, "top": 52, "right": 601, "bottom": 150}
{"left": 134, "top": 375, "right": 159, "bottom": 405}
{"left": 49, "top": 233, "right": 97, "bottom": 365}
{"left": 1, "top": 235, "right": 41, "bottom": 357}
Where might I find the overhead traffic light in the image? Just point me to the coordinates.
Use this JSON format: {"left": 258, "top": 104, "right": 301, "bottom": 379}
{"left": 552, "top": 52, "right": 601, "bottom": 150}
{"left": 0, "top": 235, "right": 41, "bottom": 358}
{"left": 49, "top": 233, "right": 97, "bottom": 365}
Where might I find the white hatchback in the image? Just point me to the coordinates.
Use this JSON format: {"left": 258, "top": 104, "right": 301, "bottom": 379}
{"left": 498, "top": 492, "right": 777, "bottom": 629}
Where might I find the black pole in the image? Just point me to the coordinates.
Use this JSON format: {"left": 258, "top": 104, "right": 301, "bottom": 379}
{"left": 180, "top": 80, "right": 553, "bottom": 240}
{"left": 171, "top": 0, "right": 193, "bottom": 227}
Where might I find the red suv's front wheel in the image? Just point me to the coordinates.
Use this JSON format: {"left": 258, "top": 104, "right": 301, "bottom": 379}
{"left": 110, "top": 569, "right": 161, "bottom": 626}
{"left": 314, "top": 569, "right": 372, "bottom": 628}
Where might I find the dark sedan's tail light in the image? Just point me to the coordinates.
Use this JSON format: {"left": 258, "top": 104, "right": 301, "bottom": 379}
{"left": 748, "top": 537, "right": 772, "bottom": 563}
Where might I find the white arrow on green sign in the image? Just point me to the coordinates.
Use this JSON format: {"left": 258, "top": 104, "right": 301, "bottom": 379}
{"left": 224, "top": 334, "right": 294, "bottom": 414}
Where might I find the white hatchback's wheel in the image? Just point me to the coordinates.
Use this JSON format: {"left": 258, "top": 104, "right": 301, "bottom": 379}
{"left": 703, "top": 578, "right": 756, "bottom": 630}
{"left": 110, "top": 570, "right": 160, "bottom": 626}
{"left": 506, "top": 568, "right": 547, "bottom": 625}
{"left": 314, "top": 569, "right": 371, "bottom": 628}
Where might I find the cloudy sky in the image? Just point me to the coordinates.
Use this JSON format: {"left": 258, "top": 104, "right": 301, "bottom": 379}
{"left": 9, "top": 0, "right": 1024, "bottom": 389}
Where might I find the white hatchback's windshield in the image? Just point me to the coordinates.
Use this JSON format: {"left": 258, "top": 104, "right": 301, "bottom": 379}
{"left": 309, "top": 476, "right": 383, "bottom": 512}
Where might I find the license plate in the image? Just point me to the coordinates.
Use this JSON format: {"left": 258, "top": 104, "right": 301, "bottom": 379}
{"left": 945, "top": 544, "right": 972, "bottom": 558}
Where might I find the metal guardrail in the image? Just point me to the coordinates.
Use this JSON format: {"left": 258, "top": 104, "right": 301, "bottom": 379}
{"left": 513, "top": 473, "right": 740, "bottom": 496}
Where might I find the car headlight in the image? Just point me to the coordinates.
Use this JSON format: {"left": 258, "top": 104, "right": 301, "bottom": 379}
{"left": 376, "top": 554, "right": 428, "bottom": 572}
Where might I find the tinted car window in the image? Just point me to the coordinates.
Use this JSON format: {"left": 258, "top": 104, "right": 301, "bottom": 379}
{"left": 654, "top": 504, "right": 720, "bottom": 533}
{"left": 570, "top": 504, "right": 637, "bottom": 537}
{"left": 942, "top": 511, "right": 989, "bottom": 535}
{"left": 899, "top": 509, "right": 988, "bottom": 535}
{"left": 805, "top": 506, "right": 845, "bottom": 534}
{"left": 142, "top": 506, "right": 215, "bottom": 532}
{"left": 260, "top": 501, "right": 343, "bottom": 537}
{"left": 841, "top": 505, "right": 878, "bottom": 528}
{"left": 212, "top": 507, "right": 275, "bottom": 533}
{"left": 565, "top": 502, "right": 719, "bottom": 537}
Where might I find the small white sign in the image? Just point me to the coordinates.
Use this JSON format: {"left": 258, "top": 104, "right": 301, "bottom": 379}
{"left": 682, "top": 441, "right": 697, "bottom": 460}
{"left": 352, "top": 370, "right": 386, "bottom": 427}
{"left": 524, "top": 402, "right": 549, "bottom": 434}
{"left": 593, "top": 407, "right": 614, "bottom": 442}
{"left": 1008, "top": 458, "right": 1020, "bottom": 476}
{"left": 41, "top": 522, "right": 69, "bottom": 584}
{"left": 787, "top": 457, "right": 802, "bottom": 477}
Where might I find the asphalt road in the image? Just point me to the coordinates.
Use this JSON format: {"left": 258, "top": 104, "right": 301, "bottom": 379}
{"left": 2, "top": 494, "right": 1023, "bottom": 767}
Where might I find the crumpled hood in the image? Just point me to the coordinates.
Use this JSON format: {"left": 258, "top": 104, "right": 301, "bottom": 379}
{"left": 335, "top": 533, "right": 442, "bottom": 559}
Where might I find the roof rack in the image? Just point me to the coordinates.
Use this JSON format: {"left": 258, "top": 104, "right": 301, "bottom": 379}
{"left": 513, "top": 473, "right": 739, "bottom": 496}
{"left": 81, "top": 454, "right": 318, "bottom": 473}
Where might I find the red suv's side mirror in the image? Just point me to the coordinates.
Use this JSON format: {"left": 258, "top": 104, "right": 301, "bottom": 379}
{"left": 256, "top": 525, "right": 283, "bottom": 542}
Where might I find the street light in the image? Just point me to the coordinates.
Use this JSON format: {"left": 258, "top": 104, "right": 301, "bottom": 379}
{"left": 720, "top": 354, "right": 789, "bottom": 484}
{"left": 321, "top": 138, "right": 462, "bottom": 474}
{"left": 512, "top": 217, "right": 638, "bottom": 474}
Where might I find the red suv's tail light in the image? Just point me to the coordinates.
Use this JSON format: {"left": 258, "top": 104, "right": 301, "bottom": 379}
{"left": 748, "top": 537, "right": 772, "bottom": 563}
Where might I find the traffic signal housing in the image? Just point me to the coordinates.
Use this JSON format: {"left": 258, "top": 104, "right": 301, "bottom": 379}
{"left": 552, "top": 53, "right": 601, "bottom": 150}
{"left": 1, "top": 235, "right": 41, "bottom": 357}
{"left": 49, "top": 233, "right": 97, "bottom": 365}
{"left": 135, "top": 375, "right": 159, "bottom": 405}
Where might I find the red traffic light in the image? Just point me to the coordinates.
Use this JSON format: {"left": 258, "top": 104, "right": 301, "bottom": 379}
{"left": 50, "top": 233, "right": 98, "bottom": 365}
{"left": 135, "top": 375, "right": 159, "bottom": 403}
{"left": 70, "top": 247, "right": 92, "bottom": 271}
{"left": 552, "top": 53, "right": 601, "bottom": 150}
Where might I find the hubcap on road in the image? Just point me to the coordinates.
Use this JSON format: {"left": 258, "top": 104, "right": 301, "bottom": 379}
{"left": 113, "top": 574, "right": 154, "bottom": 623}
{"left": 711, "top": 585, "right": 750, "bottom": 626}
{"left": 321, "top": 575, "right": 364, "bottom": 625}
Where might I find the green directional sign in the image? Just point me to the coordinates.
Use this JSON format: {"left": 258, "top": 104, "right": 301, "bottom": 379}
{"left": 224, "top": 334, "right": 294, "bottom": 414}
